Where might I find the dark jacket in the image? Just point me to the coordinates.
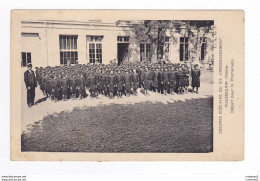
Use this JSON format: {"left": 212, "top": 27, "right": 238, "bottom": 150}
{"left": 24, "top": 70, "right": 37, "bottom": 88}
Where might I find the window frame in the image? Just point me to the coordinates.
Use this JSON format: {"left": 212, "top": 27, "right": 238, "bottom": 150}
{"left": 180, "top": 37, "right": 189, "bottom": 61}
{"left": 86, "top": 36, "right": 103, "bottom": 64}
{"left": 117, "top": 36, "right": 130, "bottom": 43}
{"left": 200, "top": 37, "right": 207, "bottom": 61}
{"left": 140, "top": 43, "right": 152, "bottom": 62}
{"left": 59, "top": 35, "right": 78, "bottom": 65}
{"left": 21, "top": 52, "right": 31, "bottom": 67}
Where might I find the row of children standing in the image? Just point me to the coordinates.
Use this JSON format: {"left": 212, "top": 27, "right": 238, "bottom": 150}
{"left": 35, "top": 62, "right": 201, "bottom": 101}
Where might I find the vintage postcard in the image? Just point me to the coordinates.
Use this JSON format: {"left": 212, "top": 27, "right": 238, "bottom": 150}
{"left": 10, "top": 10, "right": 244, "bottom": 161}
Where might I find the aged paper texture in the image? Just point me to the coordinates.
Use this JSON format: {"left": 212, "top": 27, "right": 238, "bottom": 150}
{"left": 10, "top": 10, "right": 244, "bottom": 161}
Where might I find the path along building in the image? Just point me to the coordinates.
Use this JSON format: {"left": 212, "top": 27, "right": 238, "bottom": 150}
{"left": 21, "top": 20, "right": 214, "bottom": 68}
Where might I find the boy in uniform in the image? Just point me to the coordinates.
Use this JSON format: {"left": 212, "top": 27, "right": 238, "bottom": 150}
{"left": 142, "top": 67, "right": 151, "bottom": 95}
{"left": 124, "top": 70, "right": 132, "bottom": 97}
{"left": 95, "top": 70, "right": 101, "bottom": 96}
{"left": 50, "top": 75, "right": 56, "bottom": 101}
{"left": 149, "top": 68, "right": 154, "bottom": 92}
{"left": 169, "top": 66, "right": 177, "bottom": 94}
{"left": 99, "top": 70, "right": 106, "bottom": 95}
{"left": 104, "top": 71, "right": 110, "bottom": 97}
{"left": 114, "top": 69, "right": 121, "bottom": 98}
{"left": 191, "top": 64, "right": 201, "bottom": 93}
{"left": 46, "top": 76, "right": 52, "bottom": 99}
{"left": 158, "top": 68, "right": 164, "bottom": 94}
{"left": 54, "top": 74, "right": 62, "bottom": 101}
{"left": 77, "top": 74, "right": 87, "bottom": 99}
{"left": 182, "top": 64, "right": 190, "bottom": 93}
{"left": 86, "top": 73, "right": 97, "bottom": 98}
{"left": 162, "top": 68, "right": 169, "bottom": 95}
{"left": 152, "top": 68, "right": 159, "bottom": 93}
{"left": 75, "top": 73, "right": 81, "bottom": 98}
{"left": 176, "top": 67, "right": 184, "bottom": 94}
{"left": 69, "top": 74, "right": 77, "bottom": 99}
{"left": 107, "top": 70, "right": 115, "bottom": 99}
{"left": 40, "top": 73, "right": 46, "bottom": 96}
{"left": 132, "top": 69, "right": 139, "bottom": 95}
{"left": 117, "top": 69, "right": 125, "bottom": 97}
{"left": 60, "top": 75, "right": 70, "bottom": 101}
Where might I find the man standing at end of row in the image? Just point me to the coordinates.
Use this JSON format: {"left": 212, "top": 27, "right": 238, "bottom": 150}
{"left": 24, "top": 63, "right": 37, "bottom": 107}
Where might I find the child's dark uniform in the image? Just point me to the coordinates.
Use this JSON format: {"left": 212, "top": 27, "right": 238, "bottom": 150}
{"left": 162, "top": 71, "right": 169, "bottom": 91}
{"left": 99, "top": 74, "right": 106, "bottom": 94}
{"left": 169, "top": 70, "right": 177, "bottom": 91}
{"left": 60, "top": 78, "right": 69, "bottom": 98}
{"left": 158, "top": 70, "right": 163, "bottom": 93}
{"left": 104, "top": 73, "right": 109, "bottom": 96}
{"left": 95, "top": 73, "right": 101, "bottom": 93}
{"left": 69, "top": 77, "right": 77, "bottom": 96}
{"left": 191, "top": 69, "right": 201, "bottom": 88}
{"left": 176, "top": 71, "right": 184, "bottom": 89}
{"left": 50, "top": 79, "right": 56, "bottom": 98}
{"left": 142, "top": 71, "right": 151, "bottom": 90}
{"left": 107, "top": 74, "right": 115, "bottom": 93}
{"left": 87, "top": 75, "right": 97, "bottom": 94}
{"left": 114, "top": 73, "right": 120, "bottom": 92}
{"left": 152, "top": 70, "right": 159, "bottom": 92}
{"left": 124, "top": 73, "right": 132, "bottom": 92}
{"left": 183, "top": 68, "right": 190, "bottom": 87}
{"left": 132, "top": 72, "right": 139, "bottom": 90}
{"left": 55, "top": 78, "right": 61, "bottom": 99}
{"left": 148, "top": 70, "right": 154, "bottom": 91}
{"left": 77, "top": 77, "right": 86, "bottom": 97}
{"left": 117, "top": 73, "right": 124, "bottom": 92}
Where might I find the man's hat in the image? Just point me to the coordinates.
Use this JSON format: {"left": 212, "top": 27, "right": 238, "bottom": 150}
{"left": 27, "top": 63, "right": 32, "bottom": 67}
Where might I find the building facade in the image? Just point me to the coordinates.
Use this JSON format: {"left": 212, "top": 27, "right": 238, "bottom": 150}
{"left": 21, "top": 20, "right": 214, "bottom": 68}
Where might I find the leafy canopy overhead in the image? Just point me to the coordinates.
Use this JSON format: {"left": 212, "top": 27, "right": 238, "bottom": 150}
{"left": 126, "top": 20, "right": 214, "bottom": 43}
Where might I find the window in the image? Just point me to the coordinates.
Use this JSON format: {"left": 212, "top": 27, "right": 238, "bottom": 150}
{"left": 164, "top": 43, "right": 170, "bottom": 52}
{"left": 96, "top": 43, "right": 102, "bottom": 63}
{"left": 140, "top": 43, "right": 152, "bottom": 62}
{"left": 117, "top": 36, "right": 130, "bottom": 43}
{"left": 201, "top": 37, "right": 207, "bottom": 61}
{"left": 158, "top": 44, "right": 164, "bottom": 59}
{"left": 158, "top": 37, "right": 170, "bottom": 60}
{"left": 164, "top": 37, "right": 170, "bottom": 53}
{"left": 180, "top": 37, "right": 189, "bottom": 61}
{"left": 87, "top": 36, "right": 103, "bottom": 63}
{"left": 164, "top": 37, "right": 171, "bottom": 60}
{"left": 164, "top": 43, "right": 170, "bottom": 61}
{"left": 21, "top": 33, "right": 39, "bottom": 37}
{"left": 59, "top": 35, "right": 78, "bottom": 65}
{"left": 21, "top": 52, "right": 31, "bottom": 67}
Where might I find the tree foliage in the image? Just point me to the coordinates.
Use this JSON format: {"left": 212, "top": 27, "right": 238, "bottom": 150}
{"left": 126, "top": 20, "right": 214, "bottom": 60}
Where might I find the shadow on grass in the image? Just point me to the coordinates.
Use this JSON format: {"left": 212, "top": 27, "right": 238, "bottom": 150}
{"left": 22, "top": 97, "right": 213, "bottom": 153}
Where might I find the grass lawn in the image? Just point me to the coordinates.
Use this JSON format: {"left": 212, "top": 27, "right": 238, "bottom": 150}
{"left": 22, "top": 96, "right": 213, "bottom": 153}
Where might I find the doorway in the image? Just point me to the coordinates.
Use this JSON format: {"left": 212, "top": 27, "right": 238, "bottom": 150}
{"left": 117, "top": 43, "right": 129, "bottom": 65}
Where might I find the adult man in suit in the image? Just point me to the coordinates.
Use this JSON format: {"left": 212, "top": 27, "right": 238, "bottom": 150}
{"left": 24, "top": 63, "right": 37, "bottom": 107}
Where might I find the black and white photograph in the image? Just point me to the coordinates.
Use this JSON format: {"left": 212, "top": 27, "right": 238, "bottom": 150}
{"left": 0, "top": 2, "right": 252, "bottom": 180}
{"left": 20, "top": 18, "right": 214, "bottom": 153}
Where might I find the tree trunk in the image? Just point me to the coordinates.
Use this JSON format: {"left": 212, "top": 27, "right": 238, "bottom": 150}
{"left": 157, "top": 27, "right": 161, "bottom": 60}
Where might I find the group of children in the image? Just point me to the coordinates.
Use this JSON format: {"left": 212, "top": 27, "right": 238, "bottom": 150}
{"left": 35, "top": 61, "right": 201, "bottom": 101}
